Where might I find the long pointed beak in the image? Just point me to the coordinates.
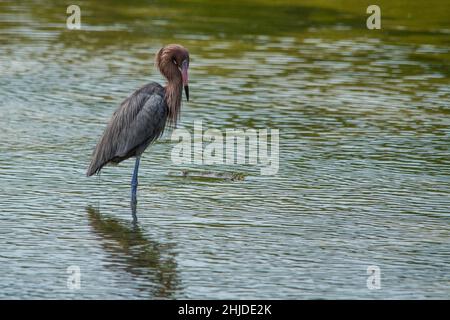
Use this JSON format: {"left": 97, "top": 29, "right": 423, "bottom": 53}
{"left": 181, "top": 60, "right": 189, "bottom": 101}
{"left": 184, "top": 85, "right": 189, "bottom": 101}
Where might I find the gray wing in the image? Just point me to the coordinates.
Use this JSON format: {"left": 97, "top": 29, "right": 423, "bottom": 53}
{"left": 87, "top": 84, "right": 168, "bottom": 176}
{"left": 115, "top": 93, "right": 168, "bottom": 157}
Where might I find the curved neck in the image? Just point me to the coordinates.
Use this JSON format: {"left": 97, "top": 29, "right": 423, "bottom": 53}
{"left": 157, "top": 59, "right": 182, "bottom": 127}
{"left": 164, "top": 73, "right": 182, "bottom": 127}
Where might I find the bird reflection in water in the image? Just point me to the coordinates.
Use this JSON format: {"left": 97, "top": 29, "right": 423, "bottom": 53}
{"left": 86, "top": 205, "right": 180, "bottom": 298}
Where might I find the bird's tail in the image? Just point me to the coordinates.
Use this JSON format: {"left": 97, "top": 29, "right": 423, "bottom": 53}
{"left": 86, "top": 159, "right": 101, "bottom": 177}
{"left": 86, "top": 145, "right": 107, "bottom": 176}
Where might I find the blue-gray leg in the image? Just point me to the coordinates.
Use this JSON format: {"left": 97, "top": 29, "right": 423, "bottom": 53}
{"left": 131, "top": 156, "right": 140, "bottom": 204}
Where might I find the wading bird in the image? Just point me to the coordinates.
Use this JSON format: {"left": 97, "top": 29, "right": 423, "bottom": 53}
{"left": 87, "top": 44, "right": 190, "bottom": 206}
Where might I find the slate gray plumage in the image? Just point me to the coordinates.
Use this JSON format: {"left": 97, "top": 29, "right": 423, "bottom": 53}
{"left": 86, "top": 83, "right": 168, "bottom": 176}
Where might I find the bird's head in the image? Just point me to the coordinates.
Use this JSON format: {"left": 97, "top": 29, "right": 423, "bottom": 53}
{"left": 156, "top": 44, "right": 190, "bottom": 101}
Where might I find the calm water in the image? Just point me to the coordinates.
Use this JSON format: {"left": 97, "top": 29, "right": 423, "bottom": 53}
{"left": 0, "top": 0, "right": 449, "bottom": 299}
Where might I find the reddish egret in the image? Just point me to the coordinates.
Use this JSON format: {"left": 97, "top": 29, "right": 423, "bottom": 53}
{"left": 87, "top": 44, "right": 190, "bottom": 205}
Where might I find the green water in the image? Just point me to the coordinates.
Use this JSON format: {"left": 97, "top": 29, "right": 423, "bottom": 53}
{"left": 0, "top": 0, "right": 449, "bottom": 299}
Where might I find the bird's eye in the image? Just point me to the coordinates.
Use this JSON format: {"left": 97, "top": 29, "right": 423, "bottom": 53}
{"left": 172, "top": 59, "right": 177, "bottom": 65}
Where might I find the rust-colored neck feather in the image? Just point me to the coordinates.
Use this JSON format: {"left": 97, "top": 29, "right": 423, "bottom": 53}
{"left": 155, "top": 45, "right": 184, "bottom": 127}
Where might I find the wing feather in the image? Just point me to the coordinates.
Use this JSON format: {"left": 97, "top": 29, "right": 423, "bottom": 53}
{"left": 86, "top": 83, "right": 167, "bottom": 176}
